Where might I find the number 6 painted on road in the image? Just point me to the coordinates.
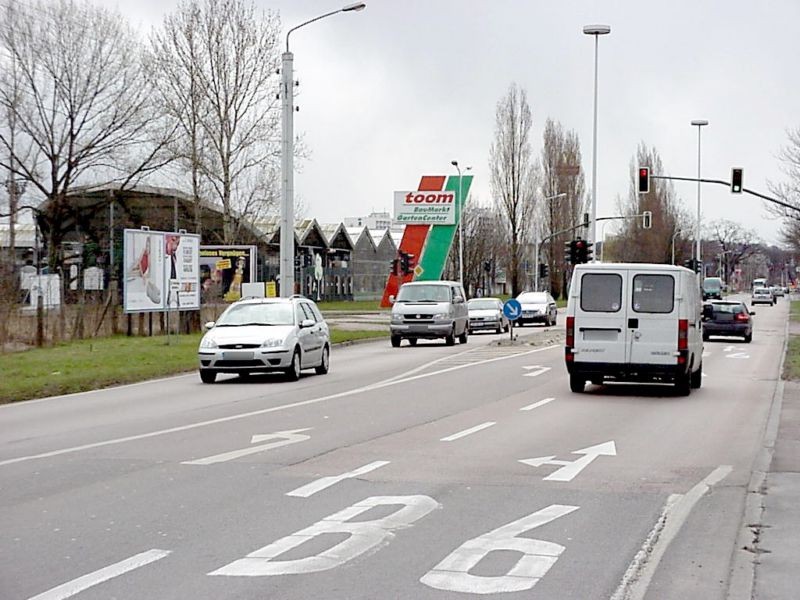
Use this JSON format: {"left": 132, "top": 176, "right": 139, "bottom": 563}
{"left": 209, "top": 495, "right": 439, "bottom": 577}
{"left": 420, "top": 504, "right": 579, "bottom": 595}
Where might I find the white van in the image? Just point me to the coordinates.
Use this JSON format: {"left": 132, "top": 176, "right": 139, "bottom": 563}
{"left": 564, "top": 263, "right": 703, "bottom": 395}
{"left": 389, "top": 280, "right": 469, "bottom": 347}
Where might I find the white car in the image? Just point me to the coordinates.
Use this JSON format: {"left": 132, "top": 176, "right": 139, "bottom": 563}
{"left": 467, "top": 297, "right": 509, "bottom": 334}
{"left": 516, "top": 291, "right": 558, "bottom": 326}
{"left": 751, "top": 287, "right": 774, "bottom": 306}
{"left": 198, "top": 296, "right": 330, "bottom": 383}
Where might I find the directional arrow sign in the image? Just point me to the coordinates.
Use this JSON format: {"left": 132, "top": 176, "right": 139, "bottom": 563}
{"left": 519, "top": 441, "right": 616, "bottom": 482}
{"left": 523, "top": 365, "right": 552, "bottom": 378}
{"left": 182, "top": 428, "right": 311, "bottom": 466}
{"left": 503, "top": 299, "right": 522, "bottom": 321}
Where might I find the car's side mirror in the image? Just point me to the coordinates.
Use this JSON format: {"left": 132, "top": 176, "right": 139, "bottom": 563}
{"left": 204, "top": 321, "right": 216, "bottom": 330}
{"left": 749, "top": 310, "right": 756, "bottom": 316}
{"left": 300, "top": 319, "right": 315, "bottom": 329}
{"left": 389, "top": 294, "right": 395, "bottom": 304}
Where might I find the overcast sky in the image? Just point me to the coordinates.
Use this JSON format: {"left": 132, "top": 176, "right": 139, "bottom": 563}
{"left": 114, "top": 0, "right": 799, "bottom": 245}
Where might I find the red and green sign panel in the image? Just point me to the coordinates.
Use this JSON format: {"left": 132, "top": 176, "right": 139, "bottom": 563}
{"left": 381, "top": 174, "right": 473, "bottom": 307}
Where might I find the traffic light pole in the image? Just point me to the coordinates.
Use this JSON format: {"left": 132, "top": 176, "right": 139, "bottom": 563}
{"left": 534, "top": 221, "right": 590, "bottom": 291}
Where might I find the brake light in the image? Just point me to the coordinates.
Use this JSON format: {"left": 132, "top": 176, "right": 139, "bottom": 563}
{"left": 566, "top": 316, "right": 575, "bottom": 348}
{"left": 678, "top": 319, "right": 688, "bottom": 351}
{"left": 735, "top": 312, "right": 749, "bottom": 322}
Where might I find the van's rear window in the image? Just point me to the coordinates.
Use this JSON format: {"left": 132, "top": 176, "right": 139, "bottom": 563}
{"left": 632, "top": 274, "right": 675, "bottom": 313}
{"left": 580, "top": 273, "right": 622, "bottom": 312}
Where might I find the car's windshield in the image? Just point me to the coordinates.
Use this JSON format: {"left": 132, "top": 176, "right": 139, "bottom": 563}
{"left": 468, "top": 299, "right": 498, "bottom": 310}
{"left": 396, "top": 285, "right": 451, "bottom": 302}
{"left": 518, "top": 292, "right": 547, "bottom": 304}
{"left": 754, "top": 288, "right": 770, "bottom": 294}
{"left": 703, "top": 279, "right": 721, "bottom": 290}
{"left": 216, "top": 302, "right": 294, "bottom": 326}
{"left": 711, "top": 303, "right": 743, "bottom": 314}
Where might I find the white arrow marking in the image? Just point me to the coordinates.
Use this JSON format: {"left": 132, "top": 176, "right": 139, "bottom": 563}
{"left": 522, "top": 365, "right": 552, "bottom": 378}
{"left": 723, "top": 345, "right": 736, "bottom": 352}
{"left": 287, "top": 461, "right": 390, "bottom": 498}
{"left": 182, "top": 428, "right": 311, "bottom": 465}
{"left": 520, "top": 397, "right": 555, "bottom": 411}
{"left": 28, "top": 549, "right": 171, "bottom": 600}
{"left": 519, "top": 441, "right": 617, "bottom": 482}
{"left": 726, "top": 352, "right": 750, "bottom": 359}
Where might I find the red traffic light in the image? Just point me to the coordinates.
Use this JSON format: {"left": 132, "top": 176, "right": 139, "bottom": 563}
{"left": 638, "top": 166, "right": 650, "bottom": 194}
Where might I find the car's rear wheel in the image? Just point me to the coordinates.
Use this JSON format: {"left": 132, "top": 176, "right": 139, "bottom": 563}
{"left": 391, "top": 335, "right": 401, "bottom": 348}
{"left": 199, "top": 369, "right": 217, "bottom": 384}
{"left": 744, "top": 333, "right": 752, "bottom": 343}
{"left": 285, "top": 349, "right": 302, "bottom": 381}
{"left": 315, "top": 345, "right": 330, "bottom": 375}
{"left": 702, "top": 332, "right": 709, "bottom": 341}
{"left": 691, "top": 362, "right": 702, "bottom": 389}
{"left": 675, "top": 370, "right": 691, "bottom": 396}
{"left": 458, "top": 327, "right": 468, "bottom": 344}
{"left": 569, "top": 374, "right": 585, "bottom": 393}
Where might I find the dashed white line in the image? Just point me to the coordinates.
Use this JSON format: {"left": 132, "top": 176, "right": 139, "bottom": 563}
{"left": 27, "top": 549, "right": 171, "bottom": 600}
{"left": 287, "top": 461, "right": 390, "bottom": 498}
{"left": 440, "top": 422, "right": 496, "bottom": 442}
{"left": 520, "top": 397, "right": 555, "bottom": 411}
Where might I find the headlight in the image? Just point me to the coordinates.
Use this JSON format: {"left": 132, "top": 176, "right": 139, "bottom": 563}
{"left": 391, "top": 313, "right": 403, "bottom": 324}
{"left": 433, "top": 312, "right": 449, "bottom": 320}
{"left": 262, "top": 338, "right": 284, "bottom": 348}
{"left": 200, "top": 336, "right": 218, "bottom": 349}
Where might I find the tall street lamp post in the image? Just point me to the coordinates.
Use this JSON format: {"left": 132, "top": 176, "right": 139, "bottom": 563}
{"left": 671, "top": 228, "right": 686, "bottom": 265}
{"left": 450, "top": 160, "right": 471, "bottom": 287}
{"left": 280, "top": 3, "right": 366, "bottom": 297}
{"left": 583, "top": 24, "right": 611, "bottom": 257}
{"left": 691, "top": 119, "right": 708, "bottom": 282}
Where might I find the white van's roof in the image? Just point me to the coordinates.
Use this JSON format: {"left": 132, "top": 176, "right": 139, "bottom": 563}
{"left": 573, "top": 262, "right": 694, "bottom": 274}
{"left": 401, "top": 280, "right": 461, "bottom": 286}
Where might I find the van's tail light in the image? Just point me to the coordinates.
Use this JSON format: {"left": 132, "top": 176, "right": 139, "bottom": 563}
{"left": 566, "top": 316, "right": 575, "bottom": 347}
{"left": 678, "top": 319, "right": 689, "bottom": 351}
{"left": 734, "top": 312, "right": 749, "bottom": 323}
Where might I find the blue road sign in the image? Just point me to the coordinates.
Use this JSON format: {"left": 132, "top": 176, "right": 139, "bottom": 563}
{"left": 503, "top": 298, "right": 522, "bottom": 321}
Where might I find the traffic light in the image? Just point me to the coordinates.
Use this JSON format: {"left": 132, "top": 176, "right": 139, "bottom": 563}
{"left": 390, "top": 258, "right": 400, "bottom": 275}
{"left": 484, "top": 260, "right": 492, "bottom": 273}
{"left": 539, "top": 263, "right": 549, "bottom": 279}
{"left": 637, "top": 166, "right": 650, "bottom": 194}
{"left": 731, "top": 168, "right": 743, "bottom": 194}
{"left": 574, "top": 238, "right": 593, "bottom": 263}
{"left": 583, "top": 213, "right": 589, "bottom": 229}
{"left": 565, "top": 240, "right": 577, "bottom": 265}
{"left": 683, "top": 258, "right": 700, "bottom": 273}
{"left": 399, "top": 251, "right": 415, "bottom": 275}
{"left": 642, "top": 211, "right": 652, "bottom": 229}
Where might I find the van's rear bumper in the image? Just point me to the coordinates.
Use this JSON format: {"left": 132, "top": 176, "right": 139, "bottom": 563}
{"left": 565, "top": 358, "right": 687, "bottom": 383}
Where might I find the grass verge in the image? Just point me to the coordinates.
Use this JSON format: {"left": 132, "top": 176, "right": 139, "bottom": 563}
{"left": 783, "top": 334, "right": 800, "bottom": 380}
{"left": 791, "top": 300, "right": 800, "bottom": 322}
{"left": 0, "top": 328, "right": 388, "bottom": 404}
{"left": 318, "top": 299, "right": 383, "bottom": 312}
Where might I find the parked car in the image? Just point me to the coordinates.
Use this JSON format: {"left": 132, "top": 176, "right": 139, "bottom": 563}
{"left": 751, "top": 287, "right": 774, "bottom": 306}
{"left": 702, "top": 277, "right": 723, "bottom": 300}
{"left": 389, "top": 280, "right": 469, "bottom": 347}
{"left": 565, "top": 263, "right": 703, "bottom": 395}
{"left": 702, "top": 300, "right": 754, "bottom": 343}
{"left": 198, "top": 296, "right": 330, "bottom": 383}
{"left": 516, "top": 291, "right": 558, "bottom": 326}
{"left": 467, "top": 297, "right": 509, "bottom": 334}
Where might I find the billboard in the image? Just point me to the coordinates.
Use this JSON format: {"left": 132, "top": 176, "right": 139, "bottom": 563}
{"left": 393, "top": 190, "right": 456, "bottom": 224}
{"left": 199, "top": 245, "right": 257, "bottom": 302}
{"left": 123, "top": 229, "right": 200, "bottom": 313}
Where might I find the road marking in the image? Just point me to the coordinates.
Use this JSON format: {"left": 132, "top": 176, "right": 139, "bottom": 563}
{"left": 520, "top": 397, "right": 555, "bottom": 411}
{"left": 723, "top": 345, "right": 737, "bottom": 352}
{"left": 440, "top": 422, "right": 496, "bottom": 442}
{"left": 27, "top": 549, "right": 171, "bottom": 600}
{"left": 0, "top": 345, "right": 558, "bottom": 468}
{"left": 726, "top": 352, "right": 750, "bottom": 359}
{"left": 209, "top": 495, "right": 439, "bottom": 576}
{"left": 519, "top": 441, "right": 617, "bottom": 482}
{"left": 286, "top": 461, "right": 390, "bottom": 498}
{"left": 610, "top": 465, "right": 732, "bottom": 600}
{"left": 522, "top": 365, "right": 551, "bottom": 378}
{"left": 182, "top": 429, "right": 311, "bottom": 466}
{"left": 420, "top": 504, "right": 579, "bottom": 594}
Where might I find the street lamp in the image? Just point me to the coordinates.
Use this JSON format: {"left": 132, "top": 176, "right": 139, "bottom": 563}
{"left": 691, "top": 119, "right": 708, "bottom": 284}
{"left": 279, "top": 2, "right": 366, "bottom": 297}
{"left": 534, "top": 193, "right": 567, "bottom": 292}
{"left": 583, "top": 24, "right": 611, "bottom": 257}
{"left": 450, "top": 160, "right": 471, "bottom": 287}
{"left": 671, "top": 228, "right": 686, "bottom": 265}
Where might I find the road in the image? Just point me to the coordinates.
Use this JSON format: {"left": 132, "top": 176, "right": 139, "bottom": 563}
{"left": 0, "top": 297, "right": 786, "bottom": 599}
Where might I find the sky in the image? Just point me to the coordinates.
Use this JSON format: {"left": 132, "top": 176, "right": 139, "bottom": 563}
{"left": 113, "top": 0, "right": 800, "bottom": 246}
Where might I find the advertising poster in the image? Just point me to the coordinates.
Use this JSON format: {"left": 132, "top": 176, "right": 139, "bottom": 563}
{"left": 124, "top": 229, "right": 201, "bottom": 313}
{"left": 199, "top": 245, "right": 257, "bottom": 302}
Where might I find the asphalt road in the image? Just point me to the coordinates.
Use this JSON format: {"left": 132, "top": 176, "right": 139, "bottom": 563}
{"left": 0, "top": 297, "right": 786, "bottom": 600}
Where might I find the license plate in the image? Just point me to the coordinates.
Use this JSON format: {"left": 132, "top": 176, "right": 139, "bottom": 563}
{"left": 223, "top": 351, "right": 254, "bottom": 360}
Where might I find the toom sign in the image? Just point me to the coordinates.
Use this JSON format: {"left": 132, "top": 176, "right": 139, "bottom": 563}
{"left": 394, "top": 190, "right": 457, "bottom": 224}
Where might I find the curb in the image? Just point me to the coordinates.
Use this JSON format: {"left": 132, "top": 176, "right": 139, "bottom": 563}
{"left": 333, "top": 336, "right": 389, "bottom": 348}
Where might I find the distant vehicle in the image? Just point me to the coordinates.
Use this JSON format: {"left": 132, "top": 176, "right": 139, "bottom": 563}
{"left": 702, "top": 277, "right": 723, "bottom": 300}
{"left": 198, "top": 296, "right": 330, "bottom": 383}
{"left": 565, "top": 263, "right": 703, "bottom": 395}
{"left": 389, "top": 280, "right": 468, "bottom": 347}
{"left": 751, "top": 287, "right": 774, "bottom": 306}
{"left": 516, "top": 291, "right": 558, "bottom": 326}
{"left": 702, "top": 300, "right": 754, "bottom": 343}
{"left": 467, "top": 297, "right": 509, "bottom": 334}
{"left": 771, "top": 285, "right": 785, "bottom": 297}
{"left": 752, "top": 277, "right": 768, "bottom": 289}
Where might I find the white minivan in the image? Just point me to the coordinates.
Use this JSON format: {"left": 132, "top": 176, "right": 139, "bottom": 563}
{"left": 564, "top": 263, "right": 703, "bottom": 395}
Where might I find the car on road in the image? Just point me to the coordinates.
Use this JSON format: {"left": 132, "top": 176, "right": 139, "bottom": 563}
{"left": 770, "top": 285, "right": 785, "bottom": 298}
{"left": 467, "top": 297, "right": 509, "bottom": 334}
{"left": 516, "top": 291, "right": 558, "bottom": 326}
{"left": 702, "top": 277, "right": 723, "bottom": 300}
{"left": 702, "top": 300, "right": 754, "bottom": 343}
{"left": 751, "top": 287, "right": 774, "bottom": 306}
{"left": 389, "top": 280, "right": 469, "bottom": 347}
{"left": 198, "top": 296, "right": 330, "bottom": 383}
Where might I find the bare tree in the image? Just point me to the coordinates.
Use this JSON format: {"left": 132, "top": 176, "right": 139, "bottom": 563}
{"left": 0, "top": 0, "right": 169, "bottom": 268}
{"left": 150, "top": 0, "right": 282, "bottom": 243}
{"left": 539, "top": 118, "right": 586, "bottom": 298}
{"left": 767, "top": 126, "right": 800, "bottom": 250}
{"left": 612, "top": 143, "right": 689, "bottom": 264}
{"left": 707, "top": 219, "right": 759, "bottom": 284}
{"left": 489, "top": 83, "right": 538, "bottom": 296}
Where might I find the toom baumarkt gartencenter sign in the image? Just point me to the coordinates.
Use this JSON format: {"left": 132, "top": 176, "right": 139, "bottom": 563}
{"left": 393, "top": 190, "right": 456, "bottom": 224}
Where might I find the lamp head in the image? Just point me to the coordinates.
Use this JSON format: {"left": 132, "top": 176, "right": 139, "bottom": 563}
{"left": 451, "top": 160, "right": 458, "bottom": 167}
{"left": 583, "top": 24, "right": 611, "bottom": 35}
{"left": 691, "top": 119, "right": 709, "bottom": 127}
{"left": 342, "top": 2, "right": 366, "bottom": 11}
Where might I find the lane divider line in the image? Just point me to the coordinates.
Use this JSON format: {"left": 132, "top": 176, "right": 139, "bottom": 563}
{"left": 286, "top": 460, "right": 390, "bottom": 498}
{"left": 520, "top": 397, "right": 556, "bottom": 411}
{"left": 440, "top": 421, "right": 496, "bottom": 442}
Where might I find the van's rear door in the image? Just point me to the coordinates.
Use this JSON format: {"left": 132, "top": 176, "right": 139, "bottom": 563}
{"left": 627, "top": 271, "right": 678, "bottom": 366}
{"left": 573, "top": 269, "right": 628, "bottom": 364}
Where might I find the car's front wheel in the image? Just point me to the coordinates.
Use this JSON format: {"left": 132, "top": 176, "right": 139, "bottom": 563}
{"left": 391, "top": 335, "right": 401, "bottom": 348}
{"left": 445, "top": 328, "right": 456, "bottom": 346}
{"left": 285, "top": 349, "right": 302, "bottom": 381}
{"left": 315, "top": 345, "right": 330, "bottom": 375}
{"left": 199, "top": 369, "right": 217, "bottom": 384}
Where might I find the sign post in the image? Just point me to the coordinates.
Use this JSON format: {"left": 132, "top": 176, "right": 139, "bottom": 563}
{"left": 503, "top": 298, "right": 522, "bottom": 342}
